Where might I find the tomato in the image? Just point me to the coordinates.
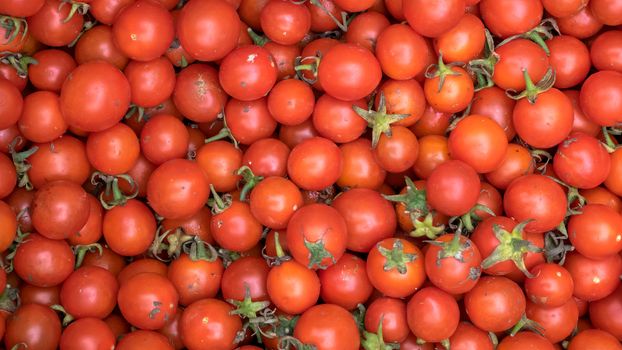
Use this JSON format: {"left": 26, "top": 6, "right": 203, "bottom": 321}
{"left": 0, "top": 0, "right": 44, "bottom": 16}
{"left": 367, "top": 238, "right": 425, "bottom": 298}
{"left": 0, "top": 200, "right": 16, "bottom": 252}
{"left": 493, "top": 39, "right": 549, "bottom": 92}
{"left": 0, "top": 153, "right": 16, "bottom": 200}
{"left": 260, "top": 0, "right": 310, "bottom": 45}
{"left": 497, "top": 332, "right": 555, "bottom": 350}
{"left": 426, "top": 160, "right": 481, "bottom": 217}
{"left": 547, "top": 35, "right": 591, "bottom": 89}
{"left": 470, "top": 87, "right": 516, "bottom": 140}
{"left": 294, "top": 304, "right": 360, "bottom": 350}
{"left": 411, "top": 135, "right": 449, "bottom": 180}
{"left": 580, "top": 70, "right": 622, "bottom": 126}
{"left": 567, "top": 329, "right": 622, "bottom": 350}
{"left": 267, "top": 257, "right": 320, "bottom": 314}
{"left": 569, "top": 204, "right": 622, "bottom": 260}
{"left": 181, "top": 298, "right": 242, "bottom": 350}
{"left": 224, "top": 98, "right": 277, "bottom": 145}
{"left": 196, "top": 141, "right": 242, "bottom": 192}
{"left": 13, "top": 233, "right": 75, "bottom": 287}
{"left": 503, "top": 175, "right": 567, "bottom": 234}
{"left": 86, "top": 123, "right": 138, "bottom": 175}
{"left": 219, "top": 45, "right": 277, "bottom": 101}
{"left": 286, "top": 203, "right": 347, "bottom": 269}
{"left": 312, "top": 95, "right": 367, "bottom": 144}
{"left": 485, "top": 144, "right": 535, "bottom": 190}
{"left": 318, "top": 43, "right": 382, "bottom": 101}
{"left": 89, "top": 0, "right": 134, "bottom": 25}
{"left": 119, "top": 153, "right": 156, "bottom": 198}
{"left": 425, "top": 65, "right": 473, "bottom": 115}
{"left": 18, "top": 91, "right": 67, "bottom": 143}
{"left": 140, "top": 114, "right": 189, "bottom": 165}
{"left": 524, "top": 263, "right": 574, "bottom": 308}
{"left": 118, "top": 259, "right": 168, "bottom": 285}
{"left": 59, "top": 318, "right": 116, "bottom": 350}
{"left": 117, "top": 330, "right": 174, "bottom": 350}
{"left": 221, "top": 256, "right": 269, "bottom": 302}
{"left": 591, "top": 30, "right": 622, "bottom": 73}
{"left": 158, "top": 310, "right": 183, "bottom": 350}
{"left": 27, "top": 0, "right": 83, "bottom": 47}
{"left": 60, "top": 266, "right": 119, "bottom": 319}
{"left": 407, "top": 287, "right": 459, "bottom": 342}
{"left": 425, "top": 233, "right": 482, "bottom": 294}
{"left": 564, "top": 251, "right": 622, "bottom": 301}
{"left": 118, "top": 272, "right": 178, "bottom": 330}
{"left": 447, "top": 322, "right": 495, "bottom": 350}
{"left": 530, "top": 299, "right": 578, "bottom": 343}
{"left": 298, "top": 37, "right": 340, "bottom": 91}
{"left": 264, "top": 41, "right": 300, "bottom": 80}
{"left": 242, "top": 138, "right": 289, "bottom": 178}
{"left": 211, "top": 200, "right": 263, "bottom": 252}
{"left": 334, "top": 0, "right": 374, "bottom": 11}
{"left": 28, "top": 49, "right": 76, "bottom": 92}
{"left": 342, "top": 11, "right": 388, "bottom": 52}
{"left": 434, "top": 14, "right": 485, "bottom": 63}
{"left": 279, "top": 119, "right": 319, "bottom": 149}
{"left": 0, "top": 124, "right": 24, "bottom": 154}
{"left": 267, "top": 79, "right": 314, "bottom": 126}
{"left": 465, "top": 276, "right": 526, "bottom": 333}
{"left": 20, "top": 284, "right": 60, "bottom": 306}
{"left": 479, "top": 0, "right": 543, "bottom": 38}
{"left": 125, "top": 57, "right": 175, "bottom": 108}
{"left": 168, "top": 253, "right": 224, "bottom": 306}
{"left": 31, "top": 180, "right": 89, "bottom": 240}
{"left": 287, "top": 137, "right": 342, "bottom": 191}
{"left": 582, "top": 186, "right": 622, "bottom": 213}
{"left": 376, "top": 79, "right": 426, "bottom": 128}
{"left": 542, "top": 0, "right": 587, "bottom": 17}
{"left": 449, "top": 115, "right": 508, "bottom": 173}
{"left": 590, "top": 0, "right": 622, "bottom": 25}
{"left": 82, "top": 246, "right": 127, "bottom": 277}
{"left": 173, "top": 64, "right": 227, "bottom": 123}
{"left": 589, "top": 283, "right": 622, "bottom": 340}
{"left": 147, "top": 159, "right": 210, "bottom": 219}
{"left": 5, "top": 303, "right": 61, "bottom": 350}
{"left": 554, "top": 133, "right": 611, "bottom": 189}
{"left": 27, "top": 136, "right": 90, "bottom": 188}
{"left": 563, "top": 90, "right": 600, "bottom": 137}
{"left": 74, "top": 25, "right": 129, "bottom": 70}
{"left": 403, "top": 0, "right": 465, "bottom": 38}
{"left": 102, "top": 199, "right": 156, "bottom": 256}
{"left": 249, "top": 176, "right": 302, "bottom": 229}
{"left": 318, "top": 253, "right": 373, "bottom": 311}
{"left": 606, "top": 148, "right": 622, "bottom": 196}
{"left": 364, "top": 297, "right": 409, "bottom": 343}
{"left": 60, "top": 61, "right": 131, "bottom": 132}
{"left": 337, "top": 139, "right": 386, "bottom": 190}
{"left": 0, "top": 78, "right": 22, "bottom": 130}
{"left": 177, "top": 0, "right": 240, "bottom": 61}
{"left": 557, "top": 5, "right": 603, "bottom": 39}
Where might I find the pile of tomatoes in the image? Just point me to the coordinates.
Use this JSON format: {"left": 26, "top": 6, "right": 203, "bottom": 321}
{"left": 1, "top": 0, "right": 622, "bottom": 349}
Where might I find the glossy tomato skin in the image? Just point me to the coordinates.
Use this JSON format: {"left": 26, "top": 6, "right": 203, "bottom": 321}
{"left": 28, "top": 135, "right": 91, "bottom": 189}
{"left": 147, "top": 159, "right": 210, "bottom": 220}
{"left": 606, "top": 148, "right": 622, "bottom": 196}
{"left": 221, "top": 256, "right": 269, "bottom": 302}
{"left": 448, "top": 322, "right": 495, "bottom": 350}
{"left": 580, "top": 70, "right": 622, "bottom": 126}
{"left": 117, "top": 330, "right": 174, "bottom": 350}
{"left": 493, "top": 39, "right": 549, "bottom": 92}
{"left": 125, "top": 57, "right": 176, "bottom": 107}
{"left": 375, "top": 24, "right": 430, "bottom": 80}
{"left": 485, "top": 144, "right": 535, "bottom": 190}
{"left": 524, "top": 263, "right": 574, "bottom": 308}
{"left": 140, "top": 114, "right": 189, "bottom": 165}
{"left": 589, "top": 283, "right": 622, "bottom": 340}
{"left": 294, "top": 304, "right": 360, "bottom": 350}
{"left": 242, "top": 138, "right": 290, "bottom": 178}
{"left": 526, "top": 299, "right": 578, "bottom": 343}
{"left": 249, "top": 176, "right": 303, "bottom": 229}
{"left": 557, "top": 5, "right": 603, "bottom": 39}
{"left": 260, "top": 0, "right": 311, "bottom": 45}
{"left": 364, "top": 297, "right": 409, "bottom": 343}
{"left": 503, "top": 175, "right": 567, "bottom": 234}
{"left": 480, "top": 0, "right": 543, "bottom": 38}
{"left": 118, "top": 272, "right": 179, "bottom": 330}
{"left": 547, "top": 35, "right": 591, "bottom": 89}
{"left": 567, "top": 329, "right": 622, "bottom": 350}
{"left": 497, "top": 332, "right": 555, "bottom": 350}
{"left": 568, "top": 204, "right": 622, "bottom": 259}
{"left": 337, "top": 139, "right": 386, "bottom": 190}
{"left": 14, "top": 233, "right": 75, "bottom": 287}
{"left": 464, "top": 276, "right": 526, "bottom": 333}
{"left": 553, "top": 133, "right": 611, "bottom": 189}
{"left": 0, "top": 0, "right": 45, "bottom": 16}
{"left": 344, "top": 11, "right": 391, "bottom": 51}
{"left": 564, "top": 252, "right": 622, "bottom": 301}
{"left": 267, "top": 79, "right": 314, "bottom": 126}
{"left": 374, "top": 126, "right": 420, "bottom": 173}
{"left": 287, "top": 137, "right": 342, "bottom": 191}
{"left": 59, "top": 318, "right": 116, "bottom": 350}
{"left": 102, "top": 199, "right": 156, "bottom": 256}
{"left": 177, "top": 0, "right": 240, "bottom": 61}
{"left": 318, "top": 43, "right": 382, "bottom": 101}
{"left": 224, "top": 98, "right": 277, "bottom": 145}
{"left": 590, "top": 0, "right": 622, "bottom": 25}
{"left": 27, "top": 0, "right": 83, "bottom": 47}
{"left": 219, "top": 45, "right": 278, "bottom": 101}
{"left": 434, "top": 13, "right": 486, "bottom": 63}
{"left": 60, "top": 61, "right": 131, "bottom": 132}
{"left": 168, "top": 254, "right": 224, "bottom": 306}
{"left": 5, "top": 303, "right": 61, "bottom": 350}
{"left": 87, "top": 122, "right": 140, "bottom": 175}
{"left": 286, "top": 203, "right": 347, "bottom": 269}
{"left": 196, "top": 141, "right": 242, "bottom": 192}
{"left": 367, "top": 238, "right": 426, "bottom": 298}
{"left": 407, "top": 287, "right": 460, "bottom": 342}
{"left": 74, "top": 25, "right": 129, "bottom": 70}
{"left": 449, "top": 115, "right": 508, "bottom": 173}
{"left": 591, "top": 30, "right": 622, "bottom": 73}
{"left": 211, "top": 201, "right": 263, "bottom": 252}
{"left": 403, "top": 0, "right": 465, "bottom": 38}
{"left": 18, "top": 91, "right": 67, "bottom": 143}
{"left": 60, "top": 265, "right": 119, "bottom": 319}
{"left": 118, "top": 259, "right": 168, "bottom": 286}
{"left": 318, "top": 253, "right": 374, "bottom": 310}
{"left": 312, "top": 95, "right": 367, "bottom": 144}
{"left": 267, "top": 259, "right": 320, "bottom": 315}
{"left": 180, "top": 298, "right": 242, "bottom": 350}
{"left": 0, "top": 78, "right": 23, "bottom": 130}
{"left": 173, "top": 63, "right": 227, "bottom": 123}
{"left": 425, "top": 234, "right": 482, "bottom": 294}
{"left": 426, "top": 160, "right": 481, "bottom": 217}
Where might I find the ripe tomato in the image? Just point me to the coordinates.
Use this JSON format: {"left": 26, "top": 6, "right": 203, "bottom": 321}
{"left": 5, "top": 303, "right": 61, "bottom": 350}
{"left": 173, "top": 64, "right": 227, "bottom": 123}
{"left": 503, "top": 175, "right": 567, "bottom": 234}
{"left": 426, "top": 160, "right": 481, "bottom": 217}
{"left": 60, "top": 266, "right": 119, "bottom": 319}
{"left": 376, "top": 24, "right": 429, "bottom": 80}
{"left": 425, "top": 233, "right": 482, "bottom": 294}
{"left": 485, "top": 144, "right": 535, "bottom": 190}
{"left": 606, "top": 148, "right": 622, "bottom": 196}
{"left": 567, "top": 329, "right": 622, "bottom": 350}
{"left": 337, "top": 139, "right": 386, "bottom": 190}
{"left": 568, "top": 204, "right": 622, "bottom": 259}
{"left": 312, "top": 95, "right": 367, "bottom": 144}
{"left": 27, "top": 0, "right": 83, "bottom": 47}
{"left": 59, "top": 318, "right": 116, "bottom": 350}
{"left": 424, "top": 65, "right": 473, "bottom": 114}
{"left": 412, "top": 135, "right": 449, "bottom": 179}
{"left": 306, "top": 0, "right": 342, "bottom": 32}
{"left": 407, "top": 287, "right": 460, "bottom": 343}
{"left": 293, "top": 304, "right": 360, "bottom": 350}
{"left": 318, "top": 43, "right": 382, "bottom": 101}
{"left": 493, "top": 39, "right": 549, "bottom": 92}
{"left": 242, "top": 138, "right": 290, "bottom": 178}
{"left": 479, "top": 0, "right": 543, "bottom": 38}
{"left": 13, "top": 233, "right": 75, "bottom": 287}
{"left": 0, "top": 78, "right": 23, "bottom": 130}
{"left": 118, "top": 259, "right": 168, "bottom": 285}
{"left": 118, "top": 272, "right": 178, "bottom": 330}
{"left": 140, "top": 114, "right": 189, "bottom": 165}
{"left": 211, "top": 200, "right": 263, "bottom": 252}
{"left": 177, "top": 0, "right": 240, "bottom": 61}
{"left": 448, "top": 322, "right": 495, "bottom": 350}
{"left": 0, "top": 0, "right": 44, "bottom": 16}
{"left": 249, "top": 176, "right": 303, "bottom": 229}
{"left": 27, "top": 136, "right": 90, "bottom": 188}
{"left": 565, "top": 251, "right": 622, "bottom": 301}
{"left": 267, "top": 79, "right": 314, "bottom": 126}
{"left": 196, "top": 141, "right": 242, "bottom": 192}
{"left": 497, "top": 332, "right": 555, "bottom": 350}
{"left": 0, "top": 200, "right": 17, "bottom": 252}
{"left": 591, "top": 30, "right": 622, "bottom": 73}
{"left": 60, "top": 61, "right": 131, "bottom": 132}
{"left": 220, "top": 256, "right": 269, "bottom": 302}
{"left": 125, "top": 57, "right": 176, "bottom": 107}
{"left": 0, "top": 153, "right": 17, "bottom": 200}
{"left": 74, "top": 25, "right": 129, "bottom": 70}
{"left": 147, "top": 159, "right": 210, "bottom": 219}
{"left": 590, "top": 0, "right": 622, "bottom": 25}
{"left": 168, "top": 254, "right": 224, "bottom": 306}
{"left": 344, "top": 11, "right": 391, "bottom": 51}
{"left": 403, "top": 0, "right": 465, "bottom": 38}
{"left": 547, "top": 35, "right": 591, "bottom": 89}
{"left": 267, "top": 258, "right": 320, "bottom": 315}
{"left": 582, "top": 186, "right": 622, "bottom": 213}
{"left": 526, "top": 299, "right": 578, "bottom": 343}
{"left": 87, "top": 123, "right": 140, "bottom": 175}
{"left": 364, "top": 297, "right": 409, "bottom": 343}
{"left": 465, "top": 276, "right": 526, "bottom": 332}
{"left": 580, "top": 70, "right": 622, "bottom": 126}
{"left": 318, "top": 253, "right": 373, "bottom": 311}
{"left": 286, "top": 203, "right": 347, "bottom": 269}
{"left": 334, "top": 0, "right": 374, "bottom": 11}
{"left": 18, "top": 91, "right": 67, "bottom": 143}
{"left": 434, "top": 14, "right": 486, "bottom": 63}
{"left": 224, "top": 98, "right": 277, "bottom": 145}
{"left": 181, "top": 299, "right": 241, "bottom": 350}
{"left": 82, "top": 246, "right": 127, "bottom": 277}
{"left": 524, "top": 263, "right": 574, "bottom": 308}
{"left": 31, "top": 180, "right": 89, "bottom": 240}
{"left": 449, "top": 115, "right": 508, "bottom": 173}
{"left": 541, "top": 0, "right": 587, "bottom": 18}
{"left": 557, "top": 5, "right": 603, "bottom": 39}
{"left": 470, "top": 86, "right": 517, "bottom": 140}
{"left": 589, "top": 284, "right": 622, "bottom": 340}
{"left": 117, "top": 330, "right": 174, "bottom": 350}
{"left": 287, "top": 137, "right": 342, "bottom": 191}
{"left": 366, "top": 238, "right": 425, "bottom": 298}
{"left": 260, "top": 0, "right": 310, "bottom": 45}
{"left": 102, "top": 199, "right": 156, "bottom": 256}
{"left": 219, "top": 45, "right": 278, "bottom": 101}
{"left": 553, "top": 133, "right": 611, "bottom": 189}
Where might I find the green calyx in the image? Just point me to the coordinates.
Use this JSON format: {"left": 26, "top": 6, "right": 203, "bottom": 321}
{"left": 0, "top": 16, "right": 28, "bottom": 44}
{"left": 383, "top": 177, "right": 428, "bottom": 218}
{"left": 425, "top": 51, "right": 463, "bottom": 93}
{"left": 90, "top": 172, "right": 139, "bottom": 209}
{"left": 361, "top": 318, "right": 400, "bottom": 350}
{"left": 506, "top": 68, "right": 555, "bottom": 104}
{"left": 496, "top": 18, "right": 560, "bottom": 55}
{"left": 428, "top": 233, "right": 469, "bottom": 264}
{"left": 468, "top": 29, "right": 499, "bottom": 91}
{"left": 377, "top": 239, "right": 416, "bottom": 274}
{"left": 510, "top": 313, "right": 545, "bottom": 336}
{"left": 303, "top": 237, "right": 336, "bottom": 270}
{"left": 481, "top": 220, "right": 542, "bottom": 277}
{"left": 10, "top": 145, "right": 37, "bottom": 191}
{"left": 236, "top": 166, "right": 263, "bottom": 202}
{"left": 353, "top": 92, "right": 410, "bottom": 148}
{"left": 412, "top": 213, "right": 446, "bottom": 240}
{"left": 73, "top": 243, "right": 103, "bottom": 269}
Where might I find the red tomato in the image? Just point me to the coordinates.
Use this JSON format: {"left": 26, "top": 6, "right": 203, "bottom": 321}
{"left": 344, "top": 11, "right": 390, "bottom": 52}
{"left": 403, "top": 0, "right": 465, "bottom": 38}
{"left": 591, "top": 30, "right": 622, "bottom": 73}
{"left": 172, "top": 63, "right": 227, "bottom": 123}
{"left": 125, "top": 57, "right": 176, "bottom": 107}
{"left": 260, "top": 0, "right": 310, "bottom": 45}
{"left": 219, "top": 45, "right": 278, "bottom": 101}
{"left": 13, "top": 233, "right": 75, "bottom": 287}
{"left": 312, "top": 95, "right": 367, "bottom": 144}
{"left": 479, "top": 0, "right": 543, "bottom": 38}
{"left": 196, "top": 141, "right": 242, "bottom": 192}
{"left": 426, "top": 160, "right": 481, "bottom": 217}
{"left": 434, "top": 14, "right": 486, "bottom": 63}
{"left": 59, "top": 318, "right": 116, "bottom": 350}
{"left": 168, "top": 254, "right": 224, "bottom": 306}
{"left": 497, "top": 332, "right": 555, "bottom": 350}
{"left": 564, "top": 251, "right": 622, "bottom": 301}
{"left": 470, "top": 86, "right": 517, "bottom": 140}
{"left": 267, "top": 258, "right": 320, "bottom": 315}
{"left": 318, "top": 253, "right": 374, "bottom": 311}
{"left": 242, "top": 138, "right": 290, "bottom": 178}
{"left": 28, "top": 49, "right": 76, "bottom": 92}
{"left": 27, "top": 0, "right": 83, "bottom": 47}
{"left": 557, "top": 5, "right": 603, "bottom": 39}
{"left": 425, "top": 233, "right": 482, "bottom": 294}
{"left": 364, "top": 297, "right": 409, "bottom": 343}
{"left": 0, "top": 78, "right": 23, "bottom": 130}
{"left": 60, "top": 266, "right": 119, "bottom": 319}
{"left": 31, "top": 180, "right": 89, "bottom": 240}
{"left": 590, "top": 0, "right": 622, "bottom": 25}
{"left": 267, "top": 79, "right": 315, "bottom": 126}
{"left": 548, "top": 35, "right": 591, "bottom": 89}
{"left": 407, "top": 287, "right": 460, "bottom": 342}
{"left": 249, "top": 176, "right": 303, "bottom": 229}
{"left": 524, "top": 263, "right": 574, "bottom": 308}
{"left": 553, "top": 132, "right": 611, "bottom": 189}
{"left": 118, "top": 272, "right": 179, "bottom": 330}
{"left": 102, "top": 199, "right": 156, "bottom": 256}
{"left": 117, "top": 330, "right": 174, "bottom": 350}
{"left": 211, "top": 200, "right": 263, "bottom": 252}
{"left": 74, "top": 25, "right": 129, "bottom": 70}
{"left": 337, "top": 139, "right": 387, "bottom": 190}
{"left": 448, "top": 115, "right": 508, "bottom": 173}
{"left": 287, "top": 137, "right": 342, "bottom": 191}
{"left": 567, "top": 329, "right": 622, "bottom": 350}
{"left": 224, "top": 98, "right": 277, "bottom": 145}
{"left": 464, "top": 276, "right": 526, "bottom": 332}
{"left": 5, "top": 303, "right": 61, "bottom": 350}
{"left": 140, "top": 114, "right": 189, "bottom": 165}
{"left": 493, "top": 39, "right": 549, "bottom": 92}
{"left": 589, "top": 283, "right": 622, "bottom": 340}
{"left": 580, "top": 70, "right": 622, "bottom": 126}
{"left": 293, "top": 304, "right": 360, "bottom": 350}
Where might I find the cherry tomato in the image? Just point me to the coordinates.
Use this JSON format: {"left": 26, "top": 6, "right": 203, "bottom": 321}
{"left": 403, "top": 0, "right": 465, "bottom": 38}
{"left": 526, "top": 299, "right": 578, "bottom": 343}
{"left": 567, "top": 329, "right": 622, "bottom": 350}
{"left": 337, "top": 138, "right": 387, "bottom": 190}
{"left": 181, "top": 298, "right": 242, "bottom": 350}
{"left": 117, "top": 330, "right": 174, "bottom": 350}
{"left": 548, "top": 35, "right": 591, "bottom": 89}
{"left": 591, "top": 30, "right": 622, "bottom": 73}
{"left": 367, "top": 238, "right": 426, "bottom": 298}
{"left": 250, "top": 176, "right": 303, "bottom": 229}
{"left": 118, "top": 272, "right": 178, "bottom": 330}
{"left": 102, "top": 199, "right": 156, "bottom": 256}
{"left": 364, "top": 297, "right": 409, "bottom": 343}
{"left": 524, "top": 263, "right": 574, "bottom": 308}
{"left": 168, "top": 254, "right": 224, "bottom": 306}
{"left": 580, "top": 70, "right": 622, "bottom": 126}
{"left": 211, "top": 200, "right": 263, "bottom": 252}
{"left": 287, "top": 137, "right": 342, "bottom": 191}
{"left": 294, "top": 304, "right": 360, "bottom": 350}
{"left": 60, "top": 266, "right": 119, "bottom": 319}
{"left": 173, "top": 63, "right": 227, "bottom": 123}
{"left": 497, "top": 332, "right": 555, "bottom": 350}
{"left": 564, "top": 251, "right": 622, "bottom": 301}
{"left": 449, "top": 115, "right": 508, "bottom": 173}
{"left": 5, "top": 303, "right": 61, "bottom": 350}
{"left": 425, "top": 233, "right": 482, "bottom": 294}
{"left": 479, "top": 0, "right": 543, "bottom": 38}
{"left": 59, "top": 318, "right": 116, "bottom": 350}
{"left": 224, "top": 97, "right": 277, "bottom": 145}
{"left": 426, "top": 160, "right": 481, "bottom": 217}
{"left": 267, "top": 258, "right": 320, "bottom": 315}
{"left": 267, "top": 78, "right": 315, "bottom": 126}
{"left": 260, "top": 0, "right": 310, "bottom": 45}
{"left": 13, "top": 233, "right": 75, "bottom": 287}
{"left": 219, "top": 45, "right": 278, "bottom": 101}
{"left": 0, "top": 78, "right": 23, "bottom": 130}
{"left": 27, "top": 0, "right": 83, "bottom": 47}
{"left": 464, "top": 276, "right": 526, "bottom": 332}
{"left": 312, "top": 95, "right": 367, "bottom": 144}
